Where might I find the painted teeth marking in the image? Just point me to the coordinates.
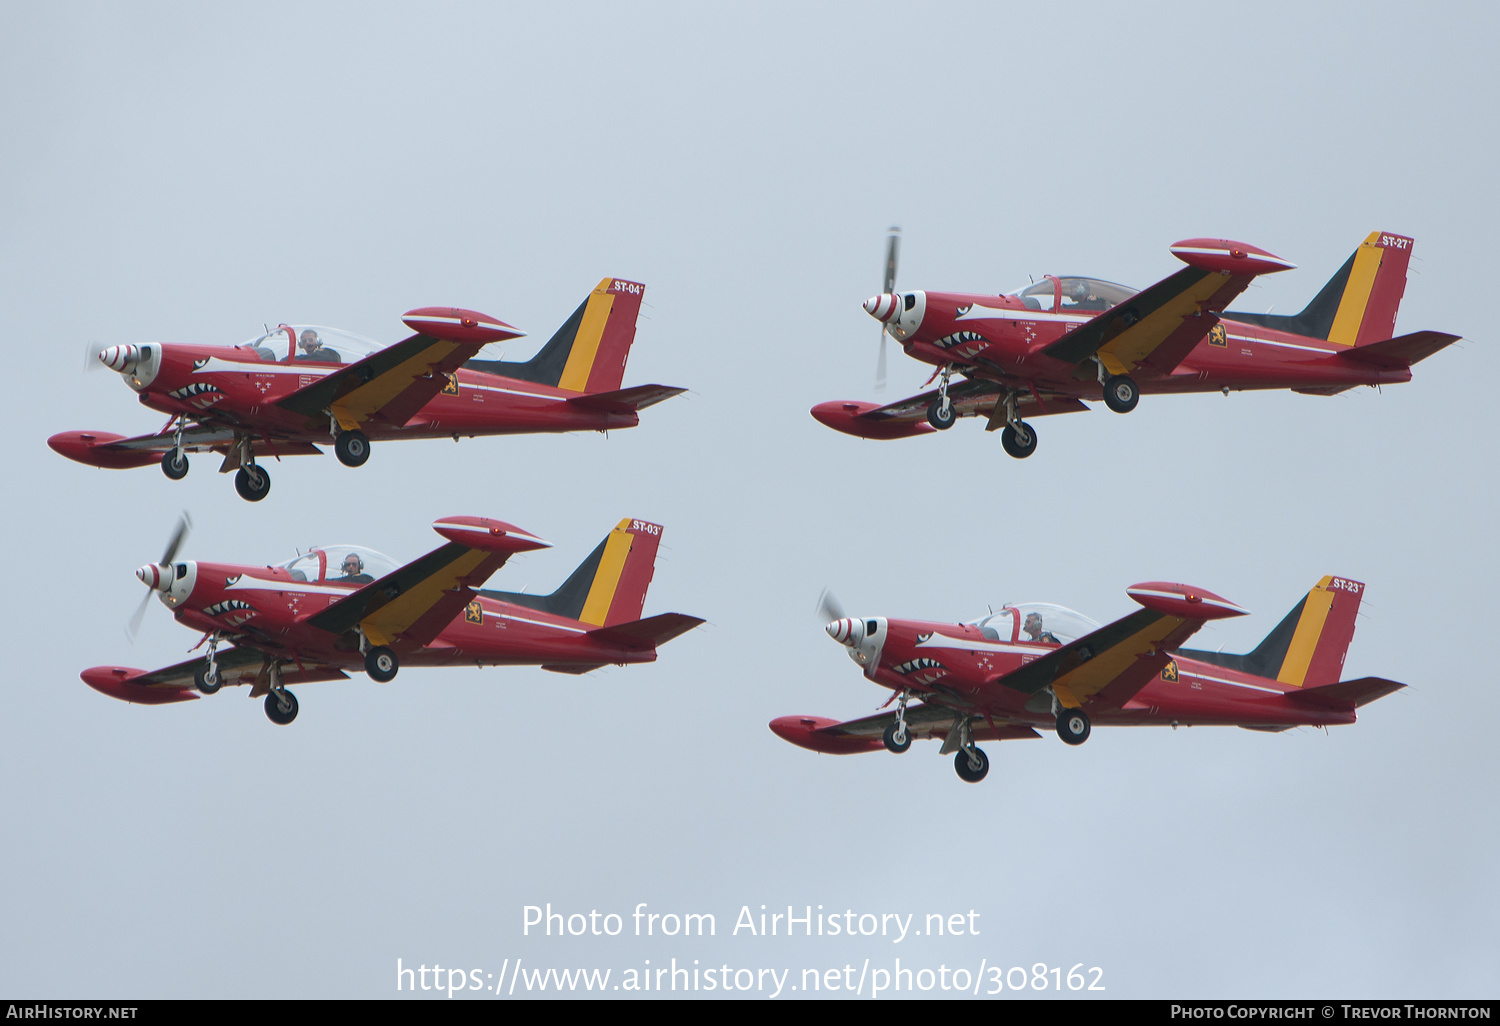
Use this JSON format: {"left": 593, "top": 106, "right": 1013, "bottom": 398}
{"left": 204, "top": 599, "right": 254, "bottom": 618}
{"left": 932, "top": 331, "right": 986, "bottom": 351}
{"left": 893, "top": 657, "right": 945, "bottom": 677}
{"left": 168, "top": 382, "right": 224, "bottom": 406}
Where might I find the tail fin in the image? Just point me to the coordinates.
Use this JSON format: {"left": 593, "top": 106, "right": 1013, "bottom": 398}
{"left": 479, "top": 518, "right": 663, "bottom": 627}
{"left": 1227, "top": 232, "right": 1412, "bottom": 345}
{"left": 465, "top": 278, "right": 644, "bottom": 393}
{"left": 1176, "top": 576, "right": 1365, "bottom": 688}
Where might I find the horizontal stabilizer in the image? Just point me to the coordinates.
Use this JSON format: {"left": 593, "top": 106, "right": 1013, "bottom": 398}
{"left": 566, "top": 384, "right": 686, "bottom": 414}
{"left": 587, "top": 612, "right": 704, "bottom": 650}
{"left": 1285, "top": 676, "right": 1406, "bottom": 710}
{"left": 1340, "top": 330, "right": 1462, "bottom": 369}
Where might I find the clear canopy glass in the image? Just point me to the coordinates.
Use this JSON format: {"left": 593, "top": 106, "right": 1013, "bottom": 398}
{"left": 970, "top": 603, "right": 1101, "bottom": 645}
{"left": 1008, "top": 277, "right": 1137, "bottom": 313}
{"left": 276, "top": 545, "right": 399, "bottom": 584}
{"left": 239, "top": 325, "right": 386, "bottom": 365}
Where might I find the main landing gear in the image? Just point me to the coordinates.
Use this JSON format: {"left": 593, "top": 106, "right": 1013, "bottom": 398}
{"left": 950, "top": 718, "right": 990, "bottom": 783}
{"left": 1000, "top": 422, "right": 1036, "bottom": 459}
{"left": 1056, "top": 707, "right": 1092, "bottom": 746}
{"left": 1102, "top": 374, "right": 1139, "bottom": 414}
{"left": 994, "top": 391, "right": 1037, "bottom": 459}
{"left": 954, "top": 747, "right": 989, "bottom": 783}
{"left": 262, "top": 660, "right": 298, "bottom": 725}
{"left": 161, "top": 448, "right": 189, "bottom": 480}
{"left": 265, "top": 689, "right": 299, "bottom": 725}
{"left": 334, "top": 429, "right": 370, "bottom": 468}
{"left": 234, "top": 464, "right": 271, "bottom": 502}
{"left": 229, "top": 435, "right": 271, "bottom": 502}
{"left": 365, "top": 645, "right": 399, "bottom": 683}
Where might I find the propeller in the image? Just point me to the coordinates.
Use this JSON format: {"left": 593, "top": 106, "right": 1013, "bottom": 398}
{"left": 81, "top": 340, "right": 106, "bottom": 373}
{"left": 875, "top": 227, "right": 900, "bottom": 392}
{"left": 126, "top": 512, "right": 192, "bottom": 642}
{"left": 816, "top": 587, "right": 847, "bottom": 627}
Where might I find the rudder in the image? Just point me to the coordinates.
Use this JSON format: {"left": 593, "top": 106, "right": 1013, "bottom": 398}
{"left": 1177, "top": 576, "right": 1365, "bottom": 688}
{"left": 468, "top": 278, "right": 644, "bottom": 392}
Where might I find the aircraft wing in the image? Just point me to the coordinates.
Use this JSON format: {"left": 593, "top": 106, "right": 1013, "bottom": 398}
{"left": 991, "top": 607, "right": 1212, "bottom": 711}
{"left": 50, "top": 426, "right": 324, "bottom": 468}
{"left": 815, "top": 704, "right": 1043, "bottom": 743}
{"left": 1041, "top": 266, "right": 1256, "bottom": 375}
{"left": 818, "top": 379, "right": 1089, "bottom": 435}
{"left": 276, "top": 333, "right": 488, "bottom": 430}
{"left": 304, "top": 523, "right": 537, "bottom": 649}
{"left": 81, "top": 648, "right": 349, "bottom": 704}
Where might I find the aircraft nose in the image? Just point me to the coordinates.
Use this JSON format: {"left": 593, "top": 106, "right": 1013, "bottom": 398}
{"left": 98, "top": 344, "right": 140, "bottom": 372}
{"left": 863, "top": 294, "right": 899, "bottom": 323}
{"left": 825, "top": 618, "right": 862, "bottom": 646}
{"left": 136, "top": 564, "right": 169, "bottom": 592}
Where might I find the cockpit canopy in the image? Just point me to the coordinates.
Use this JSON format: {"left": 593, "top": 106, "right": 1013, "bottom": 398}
{"left": 276, "top": 545, "right": 399, "bottom": 584}
{"left": 1008, "top": 277, "right": 1137, "bottom": 314}
{"left": 240, "top": 325, "right": 385, "bottom": 365}
{"left": 970, "top": 603, "right": 1101, "bottom": 645}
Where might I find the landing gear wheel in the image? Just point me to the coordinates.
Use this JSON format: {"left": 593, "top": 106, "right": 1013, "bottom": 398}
{"left": 193, "top": 661, "right": 221, "bottom": 695}
{"left": 926, "top": 397, "right": 956, "bottom": 430}
{"left": 1102, "top": 375, "right": 1139, "bottom": 414}
{"left": 365, "top": 646, "right": 399, "bottom": 683}
{"left": 264, "top": 690, "right": 298, "bottom": 725}
{"left": 234, "top": 465, "right": 271, "bottom": 502}
{"left": 161, "top": 448, "right": 189, "bottom": 480}
{"left": 334, "top": 430, "right": 370, "bottom": 468}
{"left": 954, "top": 747, "right": 989, "bottom": 783}
{"left": 883, "top": 721, "right": 912, "bottom": 754}
{"left": 1056, "top": 707, "right": 1092, "bottom": 746}
{"left": 1000, "top": 422, "right": 1037, "bottom": 459}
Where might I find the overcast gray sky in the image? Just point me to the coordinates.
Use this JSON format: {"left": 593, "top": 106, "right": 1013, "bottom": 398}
{"left": 2, "top": 0, "right": 1495, "bottom": 1000}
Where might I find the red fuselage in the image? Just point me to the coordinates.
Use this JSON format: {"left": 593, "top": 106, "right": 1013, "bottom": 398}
{"left": 135, "top": 343, "right": 640, "bottom": 441}
{"left": 159, "top": 559, "right": 656, "bottom": 672}
{"left": 890, "top": 289, "right": 1410, "bottom": 397}
{"left": 856, "top": 616, "right": 1351, "bottom": 732}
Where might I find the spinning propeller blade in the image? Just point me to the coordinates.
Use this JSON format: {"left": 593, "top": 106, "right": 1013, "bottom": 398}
{"left": 817, "top": 587, "right": 847, "bottom": 626}
{"left": 126, "top": 512, "right": 192, "bottom": 642}
{"left": 160, "top": 512, "right": 192, "bottom": 566}
{"left": 875, "top": 227, "right": 900, "bottom": 392}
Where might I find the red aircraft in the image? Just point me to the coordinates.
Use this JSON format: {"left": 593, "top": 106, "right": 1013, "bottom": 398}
{"left": 771, "top": 577, "right": 1403, "bottom": 783}
{"left": 813, "top": 231, "right": 1459, "bottom": 457}
{"left": 85, "top": 515, "right": 701, "bottom": 725}
{"left": 50, "top": 278, "right": 683, "bottom": 500}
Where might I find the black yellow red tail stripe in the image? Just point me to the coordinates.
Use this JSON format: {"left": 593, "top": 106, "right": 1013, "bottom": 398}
{"left": 480, "top": 518, "right": 664, "bottom": 627}
{"left": 1228, "top": 232, "right": 1413, "bottom": 347}
{"left": 467, "top": 278, "right": 645, "bottom": 393}
{"left": 1178, "top": 576, "right": 1364, "bottom": 688}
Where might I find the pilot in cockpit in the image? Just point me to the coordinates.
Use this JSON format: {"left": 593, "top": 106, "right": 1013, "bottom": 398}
{"left": 332, "top": 553, "right": 374, "bottom": 584}
{"left": 1065, "top": 280, "right": 1107, "bottom": 311}
{"left": 1023, "top": 611, "right": 1060, "bottom": 645}
{"left": 295, "top": 329, "right": 341, "bottom": 363}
